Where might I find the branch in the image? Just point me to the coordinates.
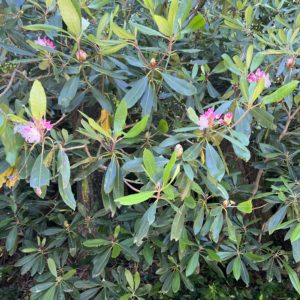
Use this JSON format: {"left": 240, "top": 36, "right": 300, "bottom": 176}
{"left": 279, "top": 106, "right": 300, "bottom": 141}
{"left": 0, "top": 69, "right": 17, "bottom": 98}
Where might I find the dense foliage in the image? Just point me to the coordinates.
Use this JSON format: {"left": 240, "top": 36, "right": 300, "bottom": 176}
{"left": 1, "top": 0, "right": 300, "bottom": 299}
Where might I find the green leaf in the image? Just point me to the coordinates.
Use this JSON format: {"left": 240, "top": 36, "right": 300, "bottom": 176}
{"left": 143, "top": 148, "right": 156, "bottom": 178}
{"left": 249, "top": 79, "right": 265, "bottom": 104}
{"left": 58, "top": 174, "right": 76, "bottom": 210}
{"left": 233, "top": 257, "right": 241, "bottom": 280}
{"left": 186, "top": 252, "right": 199, "bottom": 277}
{"left": 92, "top": 248, "right": 111, "bottom": 277}
{"left": 291, "top": 223, "right": 300, "bottom": 242}
{"left": 123, "top": 77, "right": 148, "bottom": 108}
{"left": 104, "top": 157, "right": 117, "bottom": 194}
{"left": 131, "top": 22, "right": 165, "bottom": 37}
{"left": 30, "top": 282, "right": 55, "bottom": 293}
{"left": 171, "top": 204, "right": 187, "bottom": 241}
{"left": 30, "top": 154, "right": 50, "bottom": 188}
{"left": 114, "top": 100, "right": 128, "bottom": 134}
{"left": 262, "top": 81, "right": 299, "bottom": 104}
{"left": 124, "top": 116, "right": 149, "bottom": 138}
{"left": 57, "top": 0, "right": 81, "bottom": 36}
{"left": 115, "top": 191, "right": 154, "bottom": 206}
{"left": 41, "top": 285, "right": 56, "bottom": 300}
{"left": 167, "top": 0, "right": 179, "bottom": 33}
{"left": 58, "top": 76, "right": 80, "bottom": 108}
{"left": 251, "top": 107, "right": 275, "bottom": 129}
{"left": 250, "top": 52, "right": 265, "bottom": 71}
{"left": 222, "top": 54, "right": 241, "bottom": 75}
{"left": 172, "top": 271, "right": 180, "bottom": 293}
{"left": 153, "top": 15, "right": 172, "bottom": 36}
{"left": 267, "top": 206, "right": 288, "bottom": 234}
{"left": 183, "top": 143, "right": 201, "bottom": 161}
{"left": 29, "top": 80, "right": 46, "bottom": 119}
{"left": 163, "top": 151, "right": 177, "bottom": 185}
{"left": 112, "top": 23, "right": 135, "bottom": 40}
{"left": 162, "top": 73, "right": 197, "bottom": 96}
{"left": 5, "top": 226, "right": 18, "bottom": 254}
{"left": 186, "top": 14, "right": 206, "bottom": 32}
{"left": 47, "top": 258, "right": 57, "bottom": 277}
{"left": 83, "top": 239, "right": 111, "bottom": 247}
{"left": 57, "top": 150, "right": 70, "bottom": 189}
{"left": 187, "top": 107, "right": 199, "bottom": 124}
{"left": 283, "top": 262, "right": 300, "bottom": 295}
{"left": 205, "top": 143, "right": 225, "bottom": 182}
{"left": 125, "top": 269, "right": 134, "bottom": 290}
{"left": 237, "top": 199, "right": 253, "bottom": 214}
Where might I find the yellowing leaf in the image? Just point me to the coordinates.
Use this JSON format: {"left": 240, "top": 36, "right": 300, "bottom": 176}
{"left": 153, "top": 15, "right": 172, "bottom": 36}
{"left": 0, "top": 167, "right": 19, "bottom": 189}
{"left": 112, "top": 23, "right": 135, "bottom": 40}
{"left": 29, "top": 80, "right": 47, "bottom": 119}
{"left": 98, "top": 109, "right": 111, "bottom": 132}
{"left": 57, "top": 0, "right": 81, "bottom": 37}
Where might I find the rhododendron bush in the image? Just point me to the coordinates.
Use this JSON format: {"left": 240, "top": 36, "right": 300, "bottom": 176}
{"left": 0, "top": 0, "right": 300, "bottom": 299}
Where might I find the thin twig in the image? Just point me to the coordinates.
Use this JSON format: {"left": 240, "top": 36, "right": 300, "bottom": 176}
{"left": 0, "top": 69, "right": 17, "bottom": 98}
{"left": 15, "top": 69, "right": 51, "bottom": 81}
{"left": 279, "top": 106, "right": 300, "bottom": 141}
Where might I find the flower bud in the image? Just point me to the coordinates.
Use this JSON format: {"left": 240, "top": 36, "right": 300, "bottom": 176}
{"left": 286, "top": 56, "right": 296, "bottom": 69}
{"left": 76, "top": 49, "right": 87, "bottom": 63}
{"left": 224, "top": 112, "right": 233, "bottom": 126}
{"left": 175, "top": 144, "right": 183, "bottom": 159}
{"left": 150, "top": 58, "right": 157, "bottom": 68}
{"left": 35, "top": 187, "right": 42, "bottom": 197}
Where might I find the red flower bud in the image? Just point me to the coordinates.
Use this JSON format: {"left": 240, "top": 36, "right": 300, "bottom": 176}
{"left": 76, "top": 49, "right": 87, "bottom": 63}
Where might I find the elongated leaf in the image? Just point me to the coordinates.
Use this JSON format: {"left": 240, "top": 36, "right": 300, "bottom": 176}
{"left": 58, "top": 76, "right": 80, "bottom": 108}
{"left": 92, "top": 248, "right": 111, "bottom": 277}
{"left": 113, "top": 100, "right": 128, "bottom": 134}
{"left": 123, "top": 77, "right": 148, "bottom": 108}
{"left": 186, "top": 252, "right": 199, "bottom": 277}
{"left": 30, "top": 154, "right": 50, "bottom": 188}
{"left": 162, "top": 73, "right": 197, "bottom": 96}
{"left": 171, "top": 205, "right": 187, "bottom": 241}
{"left": 83, "top": 239, "right": 111, "bottom": 247}
{"left": 237, "top": 199, "right": 252, "bottom": 214}
{"left": 57, "top": 150, "right": 70, "bottom": 189}
{"left": 124, "top": 116, "right": 149, "bottom": 138}
{"left": 115, "top": 191, "right": 154, "bottom": 205}
{"left": 58, "top": 175, "right": 76, "bottom": 210}
{"left": 153, "top": 15, "right": 172, "bottom": 36}
{"left": 112, "top": 23, "right": 135, "bottom": 40}
{"left": 283, "top": 262, "right": 300, "bottom": 295}
{"left": 291, "top": 223, "right": 300, "bottom": 242}
{"left": 104, "top": 158, "right": 117, "bottom": 194}
{"left": 47, "top": 258, "right": 57, "bottom": 277}
{"left": 205, "top": 143, "right": 225, "bottom": 182}
{"left": 262, "top": 81, "right": 299, "bottom": 104}
{"left": 131, "top": 22, "right": 164, "bottom": 37}
{"left": 143, "top": 149, "right": 156, "bottom": 178}
{"left": 29, "top": 80, "right": 46, "bottom": 119}
{"left": 57, "top": 0, "right": 81, "bottom": 36}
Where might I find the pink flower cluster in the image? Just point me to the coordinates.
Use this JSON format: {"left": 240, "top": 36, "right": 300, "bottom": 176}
{"left": 35, "top": 37, "right": 55, "bottom": 49}
{"left": 198, "top": 108, "right": 233, "bottom": 130}
{"left": 14, "top": 118, "right": 53, "bottom": 144}
{"left": 248, "top": 68, "right": 271, "bottom": 88}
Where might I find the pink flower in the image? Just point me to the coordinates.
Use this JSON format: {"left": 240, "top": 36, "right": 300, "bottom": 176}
{"left": 14, "top": 122, "right": 42, "bottom": 143}
{"left": 198, "top": 115, "right": 209, "bottom": 130}
{"left": 247, "top": 68, "right": 271, "bottom": 88}
{"left": 35, "top": 37, "right": 55, "bottom": 49}
{"left": 223, "top": 112, "right": 233, "bottom": 126}
{"left": 247, "top": 72, "right": 256, "bottom": 83}
{"left": 198, "top": 108, "right": 218, "bottom": 130}
{"left": 14, "top": 118, "right": 53, "bottom": 144}
{"left": 40, "top": 119, "right": 53, "bottom": 130}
